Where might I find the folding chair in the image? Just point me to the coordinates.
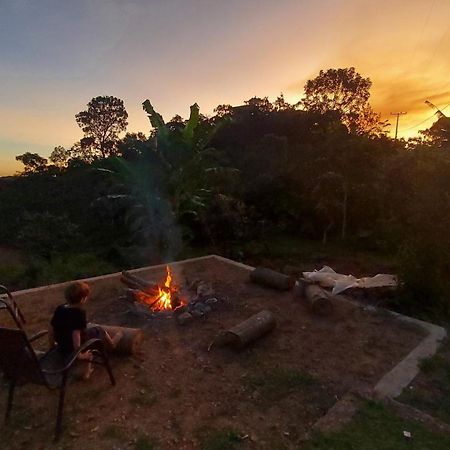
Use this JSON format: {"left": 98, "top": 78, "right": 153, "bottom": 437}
{"left": 0, "top": 326, "right": 115, "bottom": 440}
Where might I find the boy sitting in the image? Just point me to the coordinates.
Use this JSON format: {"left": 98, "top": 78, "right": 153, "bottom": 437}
{"left": 48, "top": 281, "right": 122, "bottom": 379}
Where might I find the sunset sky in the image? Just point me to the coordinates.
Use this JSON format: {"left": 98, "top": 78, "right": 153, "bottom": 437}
{"left": 1, "top": 0, "right": 449, "bottom": 175}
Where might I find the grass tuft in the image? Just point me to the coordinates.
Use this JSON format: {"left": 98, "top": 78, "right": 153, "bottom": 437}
{"left": 245, "top": 367, "right": 315, "bottom": 401}
{"left": 304, "top": 400, "right": 450, "bottom": 450}
{"left": 200, "top": 428, "right": 241, "bottom": 450}
{"left": 135, "top": 435, "right": 158, "bottom": 450}
{"left": 102, "top": 424, "right": 127, "bottom": 441}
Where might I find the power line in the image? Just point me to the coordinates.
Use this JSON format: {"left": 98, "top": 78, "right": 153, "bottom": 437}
{"left": 390, "top": 112, "right": 407, "bottom": 139}
{"left": 409, "top": 0, "right": 437, "bottom": 72}
{"left": 423, "top": 24, "right": 450, "bottom": 70}
{"left": 401, "top": 114, "right": 436, "bottom": 133}
{"left": 401, "top": 103, "right": 450, "bottom": 133}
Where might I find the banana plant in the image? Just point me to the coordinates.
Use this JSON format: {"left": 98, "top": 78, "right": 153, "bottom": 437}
{"left": 141, "top": 99, "right": 239, "bottom": 220}
{"left": 95, "top": 100, "right": 239, "bottom": 254}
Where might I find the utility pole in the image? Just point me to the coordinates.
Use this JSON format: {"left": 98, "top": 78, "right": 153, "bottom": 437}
{"left": 390, "top": 111, "right": 407, "bottom": 139}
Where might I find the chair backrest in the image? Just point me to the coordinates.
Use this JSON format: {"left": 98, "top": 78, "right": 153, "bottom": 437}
{"left": 0, "top": 285, "right": 27, "bottom": 329}
{"left": 0, "top": 327, "right": 44, "bottom": 385}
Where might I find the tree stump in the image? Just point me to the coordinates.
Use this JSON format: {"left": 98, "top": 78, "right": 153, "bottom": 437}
{"left": 89, "top": 324, "right": 144, "bottom": 355}
{"left": 224, "top": 310, "right": 276, "bottom": 349}
{"left": 303, "top": 283, "right": 333, "bottom": 315}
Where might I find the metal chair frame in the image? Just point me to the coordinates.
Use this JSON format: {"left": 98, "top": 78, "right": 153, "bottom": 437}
{"left": 0, "top": 285, "right": 116, "bottom": 441}
{"left": 0, "top": 285, "right": 27, "bottom": 329}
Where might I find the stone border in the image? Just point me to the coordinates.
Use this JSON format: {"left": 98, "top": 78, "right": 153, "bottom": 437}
{"left": 210, "top": 255, "right": 448, "bottom": 399}
{"left": 11, "top": 254, "right": 218, "bottom": 298}
{"left": 373, "top": 315, "right": 446, "bottom": 398}
{"left": 213, "top": 255, "right": 447, "bottom": 399}
{"left": 9, "top": 254, "right": 446, "bottom": 399}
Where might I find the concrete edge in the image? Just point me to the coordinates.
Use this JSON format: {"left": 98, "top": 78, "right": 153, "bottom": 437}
{"left": 9, "top": 254, "right": 218, "bottom": 298}
{"left": 210, "top": 254, "right": 255, "bottom": 271}
{"left": 374, "top": 324, "right": 447, "bottom": 398}
{"left": 8, "top": 253, "right": 446, "bottom": 399}
{"left": 212, "top": 255, "right": 448, "bottom": 399}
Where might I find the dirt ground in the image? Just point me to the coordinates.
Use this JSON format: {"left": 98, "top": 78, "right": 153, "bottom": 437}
{"left": 0, "top": 257, "right": 425, "bottom": 449}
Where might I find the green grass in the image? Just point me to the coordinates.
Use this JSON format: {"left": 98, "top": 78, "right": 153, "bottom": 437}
{"left": 0, "top": 262, "right": 27, "bottom": 289}
{"left": 419, "top": 353, "right": 450, "bottom": 376}
{"left": 399, "top": 341, "right": 450, "bottom": 424}
{"left": 245, "top": 367, "right": 315, "bottom": 402}
{"left": 199, "top": 428, "right": 241, "bottom": 450}
{"left": 304, "top": 400, "right": 450, "bottom": 450}
{"left": 135, "top": 435, "right": 158, "bottom": 450}
{"left": 102, "top": 424, "right": 127, "bottom": 441}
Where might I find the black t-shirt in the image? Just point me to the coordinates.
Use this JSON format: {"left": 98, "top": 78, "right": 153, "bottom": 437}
{"left": 50, "top": 304, "right": 87, "bottom": 353}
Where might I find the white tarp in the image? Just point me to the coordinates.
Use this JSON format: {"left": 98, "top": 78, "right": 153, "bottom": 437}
{"left": 302, "top": 266, "right": 397, "bottom": 295}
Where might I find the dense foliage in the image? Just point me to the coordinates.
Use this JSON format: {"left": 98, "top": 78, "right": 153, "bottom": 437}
{"left": 2, "top": 70, "right": 450, "bottom": 322}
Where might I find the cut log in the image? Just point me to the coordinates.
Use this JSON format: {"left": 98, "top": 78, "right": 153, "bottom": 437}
{"left": 250, "top": 267, "right": 295, "bottom": 291}
{"left": 303, "top": 283, "right": 333, "bottom": 315}
{"left": 121, "top": 276, "right": 146, "bottom": 291}
{"left": 89, "top": 324, "right": 144, "bottom": 355}
{"left": 224, "top": 310, "right": 276, "bottom": 349}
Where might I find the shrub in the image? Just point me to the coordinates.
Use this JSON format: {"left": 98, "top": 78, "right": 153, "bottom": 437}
{"left": 25, "top": 253, "right": 117, "bottom": 287}
{"left": 396, "top": 239, "right": 450, "bottom": 322}
{"left": 0, "top": 262, "right": 28, "bottom": 290}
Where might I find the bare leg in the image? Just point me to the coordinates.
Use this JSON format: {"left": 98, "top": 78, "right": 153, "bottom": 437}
{"left": 82, "top": 352, "right": 94, "bottom": 380}
{"left": 104, "top": 330, "right": 123, "bottom": 349}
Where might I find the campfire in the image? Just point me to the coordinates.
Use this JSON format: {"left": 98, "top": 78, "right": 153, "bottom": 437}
{"left": 121, "top": 266, "right": 184, "bottom": 313}
{"left": 119, "top": 266, "right": 223, "bottom": 323}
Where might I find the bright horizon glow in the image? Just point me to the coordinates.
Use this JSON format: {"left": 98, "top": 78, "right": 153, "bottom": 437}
{"left": 1, "top": 0, "right": 449, "bottom": 176}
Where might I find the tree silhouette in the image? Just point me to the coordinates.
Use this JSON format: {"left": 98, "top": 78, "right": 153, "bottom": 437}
{"left": 244, "top": 96, "right": 273, "bottom": 113}
{"left": 421, "top": 116, "right": 450, "bottom": 149}
{"left": 302, "top": 67, "right": 385, "bottom": 136}
{"left": 15, "top": 152, "right": 48, "bottom": 174}
{"left": 49, "top": 146, "right": 72, "bottom": 168}
{"left": 76, "top": 96, "right": 128, "bottom": 159}
{"left": 213, "top": 104, "right": 233, "bottom": 119}
{"left": 273, "top": 93, "right": 293, "bottom": 111}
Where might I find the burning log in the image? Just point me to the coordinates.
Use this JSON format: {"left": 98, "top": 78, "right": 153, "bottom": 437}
{"left": 90, "top": 324, "right": 144, "bottom": 355}
{"left": 250, "top": 267, "right": 295, "bottom": 291}
{"left": 121, "top": 266, "right": 183, "bottom": 313}
{"left": 219, "top": 310, "right": 276, "bottom": 349}
{"left": 125, "top": 289, "right": 142, "bottom": 303}
{"left": 121, "top": 271, "right": 159, "bottom": 295}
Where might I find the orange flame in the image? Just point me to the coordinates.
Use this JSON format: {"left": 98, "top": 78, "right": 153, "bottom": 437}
{"left": 152, "top": 266, "right": 174, "bottom": 311}
{"left": 137, "top": 265, "right": 182, "bottom": 312}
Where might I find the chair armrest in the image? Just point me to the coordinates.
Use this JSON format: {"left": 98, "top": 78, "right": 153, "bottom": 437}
{"left": 0, "top": 284, "right": 27, "bottom": 325}
{"left": 29, "top": 329, "right": 48, "bottom": 342}
{"left": 0, "top": 285, "right": 11, "bottom": 297}
{"left": 41, "top": 338, "right": 104, "bottom": 375}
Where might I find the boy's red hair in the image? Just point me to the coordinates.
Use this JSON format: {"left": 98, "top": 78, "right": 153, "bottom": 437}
{"left": 64, "top": 282, "right": 90, "bottom": 305}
